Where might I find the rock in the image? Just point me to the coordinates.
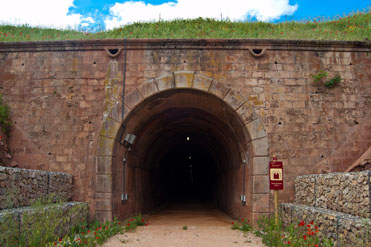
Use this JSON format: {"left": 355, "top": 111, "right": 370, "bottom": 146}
{"left": 0, "top": 173, "right": 7, "bottom": 180}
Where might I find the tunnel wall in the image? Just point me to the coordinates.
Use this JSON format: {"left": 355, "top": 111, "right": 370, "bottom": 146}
{"left": 0, "top": 39, "right": 370, "bottom": 222}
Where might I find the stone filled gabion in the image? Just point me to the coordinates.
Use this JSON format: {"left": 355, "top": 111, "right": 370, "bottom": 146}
{"left": 0, "top": 166, "right": 73, "bottom": 210}
{"left": 294, "top": 171, "right": 370, "bottom": 218}
{"left": 280, "top": 203, "right": 371, "bottom": 247}
{"left": 0, "top": 202, "right": 88, "bottom": 245}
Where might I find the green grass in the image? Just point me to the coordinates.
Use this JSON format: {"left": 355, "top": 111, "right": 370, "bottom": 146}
{"left": 0, "top": 10, "right": 370, "bottom": 42}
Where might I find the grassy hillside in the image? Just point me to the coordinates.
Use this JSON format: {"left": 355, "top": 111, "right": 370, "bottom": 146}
{"left": 0, "top": 10, "right": 370, "bottom": 42}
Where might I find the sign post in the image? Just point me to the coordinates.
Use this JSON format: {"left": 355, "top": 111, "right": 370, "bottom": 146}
{"left": 269, "top": 155, "right": 283, "bottom": 226}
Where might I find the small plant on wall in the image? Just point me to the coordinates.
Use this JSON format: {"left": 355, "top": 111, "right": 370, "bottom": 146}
{"left": 312, "top": 71, "right": 341, "bottom": 89}
{"left": 0, "top": 95, "right": 11, "bottom": 137}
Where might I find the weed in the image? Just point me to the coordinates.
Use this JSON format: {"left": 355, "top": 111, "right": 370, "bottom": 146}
{"left": 324, "top": 74, "right": 341, "bottom": 88}
{"left": 231, "top": 218, "right": 252, "bottom": 232}
{"left": 124, "top": 214, "right": 148, "bottom": 232}
{"left": 0, "top": 195, "right": 88, "bottom": 247}
{"left": 0, "top": 95, "right": 11, "bottom": 137}
{"left": 183, "top": 226, "right": 188, "bottom": 230}
{"left": 312, "top": 71, "right": 341, "bottom": 89}
{"left": 255, "top": 216, "right": 334, "bottom": 247}
{"left": 312, "top": 70, "right": 328, "bottom": 83}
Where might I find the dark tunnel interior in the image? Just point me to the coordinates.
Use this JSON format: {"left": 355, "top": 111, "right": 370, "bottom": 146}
{"left": 112, "top": 89, "right": 252, "bottom": 220}
{"left": 156, "top": 135, "right": 218, "bottom": 203}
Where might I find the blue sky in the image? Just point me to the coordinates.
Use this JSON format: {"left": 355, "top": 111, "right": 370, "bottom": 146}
{"left": 0, "top": 0, "right": 369, "bottom": 31}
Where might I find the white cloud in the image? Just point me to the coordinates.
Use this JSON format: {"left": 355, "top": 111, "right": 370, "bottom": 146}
{"left": 105, "top": 0, "right": 298, "bottom": 29}
{"left": 0, "top": 0, "right": 83, "bottom": 29}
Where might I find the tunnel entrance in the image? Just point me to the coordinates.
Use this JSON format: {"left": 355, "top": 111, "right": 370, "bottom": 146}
{"left": 96, "top": 75, "right": 270, "bottom": 223}
{"left": 111, "top": 87, "right": 255, "bottom": 221}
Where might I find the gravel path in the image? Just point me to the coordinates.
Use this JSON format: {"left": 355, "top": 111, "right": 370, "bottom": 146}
{"left": 102, "top": 202, "right": 266, "bottom": 247}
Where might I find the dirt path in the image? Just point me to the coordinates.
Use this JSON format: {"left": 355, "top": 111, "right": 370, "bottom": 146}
{"left": 103, "top": 202, "right": 266, "bottom": 247}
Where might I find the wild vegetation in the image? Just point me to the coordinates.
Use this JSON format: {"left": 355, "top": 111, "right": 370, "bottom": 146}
{"left": 0, "top": 95, "right": 11, "bottom": 137}
{"left": 0, "top": 10, "right": 369, "bottom": 41}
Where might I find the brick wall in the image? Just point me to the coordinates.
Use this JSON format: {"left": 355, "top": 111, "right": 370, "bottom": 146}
{"left": 0, "top": 39, "right": 370, "bottom": 218}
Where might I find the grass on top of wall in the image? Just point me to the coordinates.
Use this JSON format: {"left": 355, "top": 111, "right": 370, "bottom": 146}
{"left": 0, "top": 10, "right": 370, "bottom": 42}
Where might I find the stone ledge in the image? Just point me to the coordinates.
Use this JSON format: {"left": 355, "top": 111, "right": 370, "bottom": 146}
{"left": 280, "top": 203, "right": 371, "bottom": 247}
{"left": 0, "top": 39, "right": 369, "bottom": 53}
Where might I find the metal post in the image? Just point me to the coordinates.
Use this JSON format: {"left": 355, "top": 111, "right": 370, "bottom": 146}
{"left": 274, "top": 190, "right": 279, "bottom": 226}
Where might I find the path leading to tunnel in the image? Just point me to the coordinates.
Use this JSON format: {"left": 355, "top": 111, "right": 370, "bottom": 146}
{"left": 103, "top": 202, "right": 266, "bottom": 247}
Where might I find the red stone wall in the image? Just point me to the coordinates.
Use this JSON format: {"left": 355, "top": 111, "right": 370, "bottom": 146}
{"left": 0, "top": 39, "right": 370, "bottom": 218}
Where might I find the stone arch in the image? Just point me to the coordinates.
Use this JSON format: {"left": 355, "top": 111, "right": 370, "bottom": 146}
{"left": 95, "top": 71, "right": 269, "bottom": 223}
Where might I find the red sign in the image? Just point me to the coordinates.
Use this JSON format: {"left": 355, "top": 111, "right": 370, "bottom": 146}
{"left": 269, "top": 158, "right": 283, "bottom": 190}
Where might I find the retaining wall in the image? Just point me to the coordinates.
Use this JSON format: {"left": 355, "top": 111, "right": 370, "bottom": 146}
{"left": 0, "top": 166, "right": 73, "bottom": 209}
{"left": 294, "top": 171, "right": 371, "bottom": 218}
{"left": 280, "top": 203, "right": 371, "bottom": 247}
{"left": 0, "top": 202, "right": 88, "bottom": 245}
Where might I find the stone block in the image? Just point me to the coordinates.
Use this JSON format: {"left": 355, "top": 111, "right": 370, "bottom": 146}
{"left": 252, "top": 137, "right": 269, "bottom": 156}
{"left": 253, "top": 175, "right": 269, "bottom": 194}
{"left": 125, "top": 89, "right": 143, "bottom": 109}
{"left": 236, "top": 101, "right": 257, "bottom": 125}
{"left": 95, "top": 211, "right": 113, "bottom": 222}
{"left": 208, "top": 81, "right": 229, "bottom": 99}
{"left": 96, "top": 199, "right": 112, "bottom": 211}
{"left": 252, "top": 194, "right": 270, "bottom": 212}
{"left": 96, "top": 136, "right": 115, "bottom": 156}
{"left": 137, "top": 80, "right": 158, "bottom": 99}
{"left": 193, "top": 74, "right": 213, "bottom": 91}
{"left": 99, "top": 117, "right": 121, "bottom": 139}
{"left": 224, "top": 89, "right": 246, "bottom": 110}
{"left": 253, "top": 157, "right": 269, "bottom": 175}
{"left": 95, "top": 174, "right": 112, "bottom": 193}
{"left": 95, "top": 156, "right": 112, "bottom": 174}
{"left": 108, "top": 102, "right": 130, "bottom": 123}
{"left": 246, "top": 119, "right": 266, "bottom": 140}
{"left": 155, "top": 74, "right": 175, "bottom": 91}
{"left": 174, "top": 71, "right": 194, "bottom": 88}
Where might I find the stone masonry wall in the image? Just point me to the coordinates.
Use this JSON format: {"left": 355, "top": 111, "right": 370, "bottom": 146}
{"left": 295, "top": 171, "right": 371, "bottom": 218}
{"left": 0, "top": 39, "right": 370, "bottom": 218}
{"left": 280, "top": 203, "right": 371, "bottom": 247}
{"left": 0, "top": 166, "right": 73, "bottom": 209}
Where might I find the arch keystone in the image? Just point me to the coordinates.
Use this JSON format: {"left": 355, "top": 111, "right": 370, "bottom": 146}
{"left": 155, "top": 74, "right": 175, "bottom": 91}
{"left": 174, "top": 71, "right": 194, "bottom": 88}
{"left": 193, "top": 74, "right": 213, "bottom": 91}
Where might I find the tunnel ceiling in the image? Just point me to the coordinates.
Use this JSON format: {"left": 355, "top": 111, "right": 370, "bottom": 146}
{"left": 122, "top": 89, "right": 251, "bottom": 171}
